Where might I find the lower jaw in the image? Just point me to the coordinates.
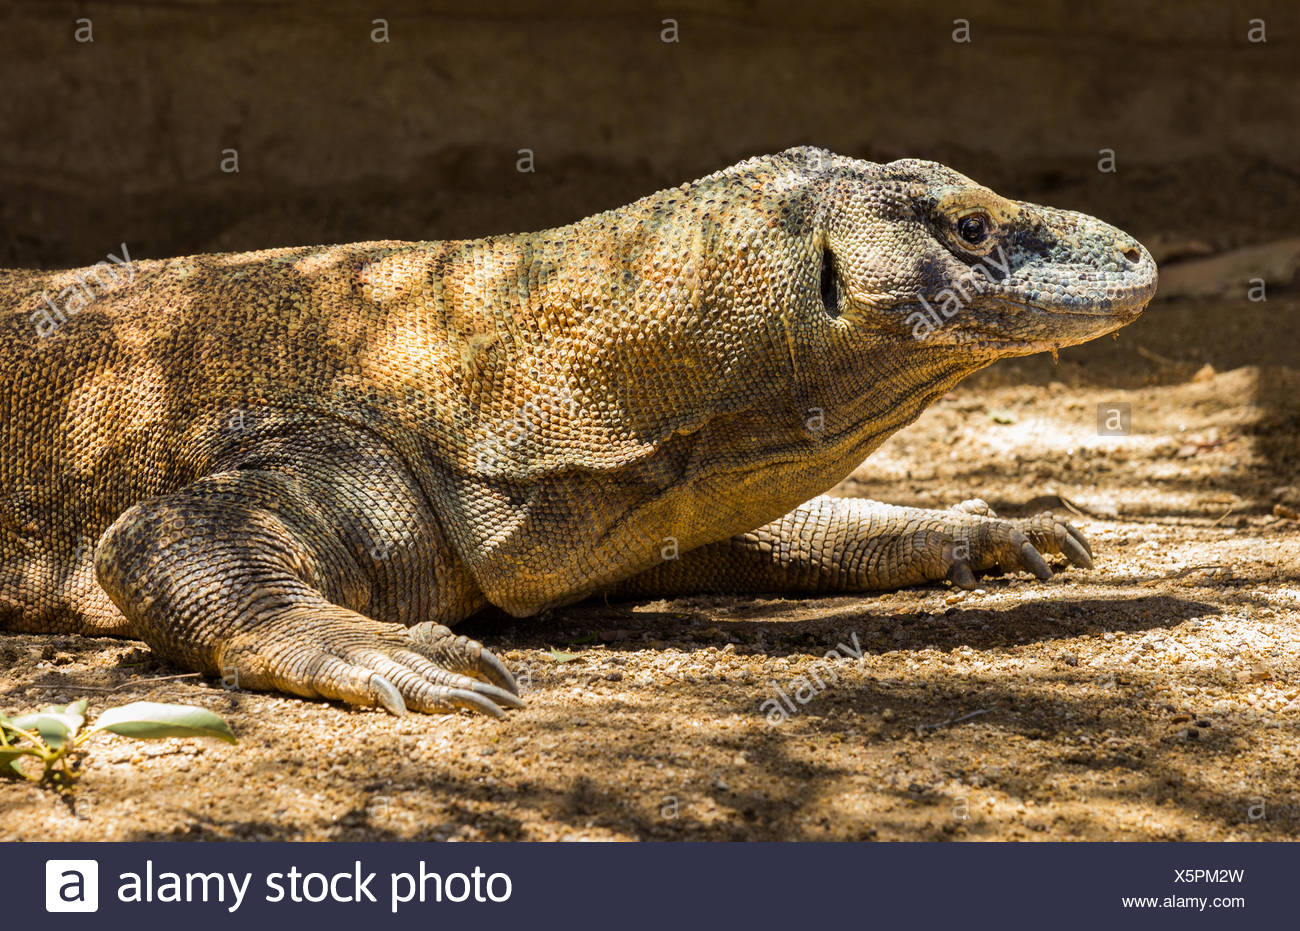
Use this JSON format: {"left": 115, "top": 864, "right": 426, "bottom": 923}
{"left": 935, "top": 315, "right": 1143, "bottom": 357}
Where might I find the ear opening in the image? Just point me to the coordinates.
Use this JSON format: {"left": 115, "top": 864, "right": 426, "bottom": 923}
{"left": 819, "top": 246, "right": 841, "bottom": 318}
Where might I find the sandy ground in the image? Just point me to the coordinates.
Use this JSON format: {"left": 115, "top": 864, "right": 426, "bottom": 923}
{"left": 3, "top": 297, "right": 1298, "bottom": 841}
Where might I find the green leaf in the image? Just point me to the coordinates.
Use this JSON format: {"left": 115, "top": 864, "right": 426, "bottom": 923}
{"left": 8, "top": 711, "right": 83, "bottom": 750}
{"left": 42, "top": 700, "right": 87, "bottom": 726}
{"left": 0, "top": 746, "right": 39, "bottom": 774}
{"left": 2, "top": 751, "right": 31, "bottom": 779}
{"left": 90, "top": 702, "right": 236, "bottom": 744}
{"left": 546, "top": 650, "right": 582, "bottom": 664}
{"left": 989, "top": 409, "right": 1017, "bottom": 425}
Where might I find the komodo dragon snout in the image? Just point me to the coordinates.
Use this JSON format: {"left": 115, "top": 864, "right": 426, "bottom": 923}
{"left": 1, "top": 147, "right": 1157, "bottom": 718}
{"left": 822, "top": 157, "right": 1156, "bottom": 356}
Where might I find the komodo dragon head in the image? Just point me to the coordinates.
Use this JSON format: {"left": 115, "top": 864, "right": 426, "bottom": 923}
{"left": 810, "top": 148, "right": 1157, "bottom": 355}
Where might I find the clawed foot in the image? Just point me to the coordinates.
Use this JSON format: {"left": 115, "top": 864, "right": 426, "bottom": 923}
{"left": 221, "top": 612, "right": 523, "bottom": 718}
{"left": 940, "top": 498, "right": 1093, "bottom": 589}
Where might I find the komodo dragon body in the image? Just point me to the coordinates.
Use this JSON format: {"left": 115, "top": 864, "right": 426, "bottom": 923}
{"left": 0, "top": 148, "right": 1156, "bottom": 716}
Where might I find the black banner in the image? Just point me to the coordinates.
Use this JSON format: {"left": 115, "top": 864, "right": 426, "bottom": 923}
{"left": 7, "top": 842, "right": 1283, "bottom": 928}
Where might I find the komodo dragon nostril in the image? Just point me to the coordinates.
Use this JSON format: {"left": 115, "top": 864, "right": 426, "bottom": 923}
{"left": 1122, "top": 247, "right": 1141, "bottom": 263}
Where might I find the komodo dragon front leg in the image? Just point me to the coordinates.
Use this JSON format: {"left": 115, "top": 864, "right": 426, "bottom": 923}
{"left": 92, "top": 429, "right": 522, "bottom": 718}
{"left": 612, "top": 496, "right": 1093, "bottom": 598}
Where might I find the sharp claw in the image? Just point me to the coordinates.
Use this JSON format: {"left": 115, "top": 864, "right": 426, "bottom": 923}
{"left": 449, "top": 688, "right": 508, "bottom": 719}
{"left": 370, "top": 673, "right": 407, "bottom": 716}
{"left": 1019, "top": 541, "right": 1054, "bottom": 581}
{"left": 1065, "top": 522, "right": 1094, "bottom": 559}
{"left": 1061, "top": 534, "right": 1094, "bottom": 569}
{"left": 947, "top": 560, "right": 977, "bottom": 589}
{"left": 475, "top": 647, "right": 519, "bottom": 695}
{"left": 470, "top": 679, "right": 526, "bottom": 709}
{"left": 406, "top": 624, "right": 519, "bottom": 696}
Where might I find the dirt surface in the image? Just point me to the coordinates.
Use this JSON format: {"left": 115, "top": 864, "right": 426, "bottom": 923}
{"left": 3, "top": 296, "right": 1299, "bottom": 841}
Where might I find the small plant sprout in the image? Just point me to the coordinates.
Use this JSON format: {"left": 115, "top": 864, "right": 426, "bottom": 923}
{"left": 0, "top": 699, "right": 235, "bottom": 787}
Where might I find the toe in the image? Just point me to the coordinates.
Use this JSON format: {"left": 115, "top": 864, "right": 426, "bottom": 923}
{"left": 1063, "top": 520, "right": 1095, "bottom": 560}
{"left": 474, "top": 646, "right": 520, "bottom": 695}
{"left": 350, "top": 647, "right": 525, "bottom": 716}
{"left": 369, "top": 673, "right": 407, "bottom": 716}
{"left": 229, "top": 611, "right": 525, "bottom": 717}
{"left": 285, "top": 654, "right": 412, "bottom": 714}
{"left": 951, "top": 498, "right": 997, "bottom": 517}
{"left": 1060, "top": 532, "right": 1094, "bottom": 569}
{"left": 408, "top": 685, "right": 509, "bottom": 719}
{"left": 389, "top": 647, "right": 517, "bottom": 702}
{"left": 407, "top": 622, "right": 520, "bottom": 695}
{"left": 1017, "top": 539, "right": 1054, "bottom": 580}
{"left": 947, "top": 560, "right": 977, "bottom": 589}
{"left": 1019, "top": 513, "right": 1096, "bottom": 570}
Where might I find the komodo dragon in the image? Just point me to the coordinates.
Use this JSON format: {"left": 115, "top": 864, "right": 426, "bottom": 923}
{"left": 0, "top": 148, "right": 1157, "bottom": 717}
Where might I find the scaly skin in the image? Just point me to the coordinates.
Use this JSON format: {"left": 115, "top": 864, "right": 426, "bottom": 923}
{"left": 0, "top": 148, "right": 1156, "bottom": 716}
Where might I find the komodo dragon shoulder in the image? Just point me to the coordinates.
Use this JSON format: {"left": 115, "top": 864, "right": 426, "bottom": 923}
{"left": 0, "top": 147, "right": 1156, "bottom": 716}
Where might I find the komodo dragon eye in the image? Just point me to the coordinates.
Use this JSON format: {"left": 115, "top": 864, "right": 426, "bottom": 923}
{"left": 957, "top": 213, "right": 990, "bottom": 245}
